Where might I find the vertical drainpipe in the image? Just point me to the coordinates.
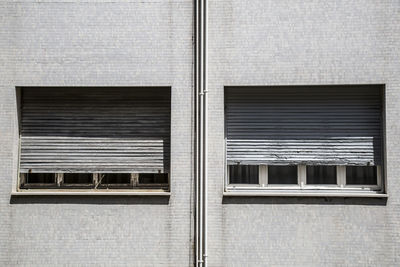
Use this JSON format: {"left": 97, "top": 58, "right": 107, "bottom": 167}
{"left": 195, "top": 0, "right": 208, "bottom": 266}
{"left": 202, "top": 0, "right": 208, "bottom": 265}
{"left": 194, "top": 0, "right": 201, "bottom": 265}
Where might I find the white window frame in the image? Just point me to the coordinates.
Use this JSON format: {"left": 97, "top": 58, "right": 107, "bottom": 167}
{"left": 225, "top": 164, "right": 384, "bottom": 196}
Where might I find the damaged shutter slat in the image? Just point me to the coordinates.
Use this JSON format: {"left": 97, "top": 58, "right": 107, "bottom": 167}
{"left": 225, "top": 85, "right": 383, "bottom": 166}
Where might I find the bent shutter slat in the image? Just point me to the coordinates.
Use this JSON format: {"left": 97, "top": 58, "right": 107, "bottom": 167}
{"left": 20, "top": 87, "right": 170, "bottom": 173}
{"left": 225, "top": 86, "right": 383, "bottom": 166}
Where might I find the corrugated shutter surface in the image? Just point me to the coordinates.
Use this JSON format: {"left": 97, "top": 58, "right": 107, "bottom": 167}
{"left": 225, "top": 86, "right": 383, "bottom": 166}
{"left": 20, "top": 87, "right": 170, "bottom": 173}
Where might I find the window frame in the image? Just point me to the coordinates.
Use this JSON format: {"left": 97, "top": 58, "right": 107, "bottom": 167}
{"left": 223, "top": 85, "right": 387, "bottom": 197}
{"left": 18, "top": 172, "right": 170, "bottom": 192}
{"left": 13, "top": 87, "right": 171, "bottom": 196}
{"left": 225, "top": 164, "right": 384, "bottom": 195}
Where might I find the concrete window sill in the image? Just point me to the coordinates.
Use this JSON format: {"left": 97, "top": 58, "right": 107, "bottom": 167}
{"left": 11, "top": 190, "right": 171, "bottom": 196}
{"left": 223, "top": 190, "right": 387, "bottom": 198}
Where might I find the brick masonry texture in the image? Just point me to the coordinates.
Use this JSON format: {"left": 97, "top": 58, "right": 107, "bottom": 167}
{"left": 0, "top": 1, "right": 194, "bottom": 266}
{"left": 1, "top": 0, "right": 400, "bottom": 266}
{"left": 208, "top": 0, "right": 400, "bottom": 266}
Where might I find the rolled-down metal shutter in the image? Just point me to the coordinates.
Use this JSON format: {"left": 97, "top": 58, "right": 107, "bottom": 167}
{"left": 225, "top": 85, "right": 383, "bottom": 166}
{"left": 20, "top": 87, "right": 170, "bottom": 173}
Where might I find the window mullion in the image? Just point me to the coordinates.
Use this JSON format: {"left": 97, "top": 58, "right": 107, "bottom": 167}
{"left": 298, "top": 165, "right": 306, "bottom": 188}
{"left": 377, "top": 166, "right": 382, "bottom": 188}
{"left": 132, "top": 173, "right": 139, "bottom": 187}
{"left": 226, "top": 166, "right": 229, "bottom": 187}
{"left": 56, "top": 173, "right": 63, "bottom": 187}
{"left": 259, "top": 165, "right": 268, "bottom": 187}
{"left": 93, "top": 173, "right": 99, "bottom": 189}
{"left": 337, "top": 166, "right": 346, "bottom": 187}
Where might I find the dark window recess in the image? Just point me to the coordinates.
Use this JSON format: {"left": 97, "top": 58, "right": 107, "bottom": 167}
{"left": 63, "top": 173, "right": 92, "bottom": 184}
{"left": 100, "top": 173, "right": 131, "bottom": 184}
{"left": 268, "top": 165, "right": 298, "bottom": 184}
{"left": 229, "top": 165, "right": 259, "bottom": 184}
{"left": 25, "top": 173, "right": 55, "bottom": 184}
{"left": 19, "top": 172, "right": 170, "bottom": 190}
{"left": 307, "top": 166, "right": 337, "bottom": 184}
{"left": 346, "top": 166, "right": 377, "bottom": 185}
{"left": 139, "top": 173, "right": 169, "bottom": 184}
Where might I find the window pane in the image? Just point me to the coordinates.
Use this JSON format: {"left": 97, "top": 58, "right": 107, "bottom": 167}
{"left": 346, "top": 166, "right": 377, "bottom": 185}
{"left": 25, "top": 173, "right": 55, "bottom": 184}
{"left": 307, "top": 166, "right": 337, "bottom": 184}
{"left": 101, "top": 173, "right": 131, "bottom": 184}
{"left": 229, "top": 165, "right": 259, "bottom": 184}
{"left": 139, "top": 173, "right": 169, "bottom": 184}
{"left": 64, "top": 173, "right": 92, "bottom": 184}
{"left": 268, "top": 165, "right": 297, "bottom": 184}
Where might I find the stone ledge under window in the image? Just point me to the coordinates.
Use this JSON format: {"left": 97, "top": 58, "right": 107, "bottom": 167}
{"left": 11, "top": 189, "right": 170, "bottom": 197}
{"left": 223, "top": 190, "right": 387, "bottom": 198}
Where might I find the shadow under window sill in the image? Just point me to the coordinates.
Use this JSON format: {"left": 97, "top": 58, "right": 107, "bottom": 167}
{"left": 10, "top": 190, "right": 171, "bottom": 205}
{"left": 223, "top": 190, "right": 387, "bottom": 205}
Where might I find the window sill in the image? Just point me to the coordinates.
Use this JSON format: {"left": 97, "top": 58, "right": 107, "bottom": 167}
{"left": 223, "top": 190, "right": 387, "bottom": 198}
{"left": 12, "top": 190, "right": 170, "bottom": 196}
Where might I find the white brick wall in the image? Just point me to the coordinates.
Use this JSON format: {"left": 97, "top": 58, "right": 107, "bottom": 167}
{"left": 0, "top": 1, "right": 194, "bottom": 266}
{"left": 208, "top": 0, "right": 400, "bottom": 266}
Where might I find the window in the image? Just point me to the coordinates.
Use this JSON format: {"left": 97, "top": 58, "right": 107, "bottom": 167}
{"left": 225, "top": 85, "right": 384, "bottom": 195}
{"left": 20, "top": 173, "right": 169, "bottom": 190}
{"left": 227, "top": 165, "right": 382, "bottom": 191}
{"left": 99, "top": 173, "right": 131, "bottom": 187}
{"left": 138, "top": 173, "right": 169, "bottom": 185}
{"left": 20, "top": 173, "right": 57, "bottom": 189}
{"left": 306, "top": 166, "right": 336, "bottom": 185}
{"left": 268, "top": 165, "right": 297, "bottom": 184}
{"left": 18, "top": 87, "right": 171, "bottom": 192}
{"left": 346, "top": 166, "right": 377, "bottom": 185}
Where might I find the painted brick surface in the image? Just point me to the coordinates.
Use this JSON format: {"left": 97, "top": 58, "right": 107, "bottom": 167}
{"left": 0, "top": 1, "right": 194, "bottom": 266}
{"left": 207, "top": 0, "right": 400, "bottom": 266}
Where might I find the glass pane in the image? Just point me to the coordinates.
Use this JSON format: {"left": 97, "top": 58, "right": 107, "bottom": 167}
{"left": 229, "top": 165, "right": 259, "bottom": 184}
{"left": 64, "top": 173, "right": 92, "bottom": 184}
{"left": 268, "top": 165, "right": 297, "bottom": 184}
{"left": 25, "top": 173, "right": 55, "bottom": 184}
{"left": 346, "top": 166, "right": 377, "bottom": 185}
{"left": 139, "top": 173, "right": 168, "bottom": 184}
{"left": 307, "top": 166, "right": 337, "bottom": 184}
{"left": 101, "top": 173, "right": 131, "bottom": 184}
